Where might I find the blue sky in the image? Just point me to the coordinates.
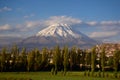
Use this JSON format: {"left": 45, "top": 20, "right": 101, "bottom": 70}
{"left": 0, "top": 0, "right": 120, "bottom": 42}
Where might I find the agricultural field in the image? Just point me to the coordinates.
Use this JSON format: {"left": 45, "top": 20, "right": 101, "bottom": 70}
{"left": 0, "top": 72, "right": 120, "bottom": 80}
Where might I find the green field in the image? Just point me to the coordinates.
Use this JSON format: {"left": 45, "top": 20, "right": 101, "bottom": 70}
{"left": 0, "top": 72, "right": 120, "bottom": 80}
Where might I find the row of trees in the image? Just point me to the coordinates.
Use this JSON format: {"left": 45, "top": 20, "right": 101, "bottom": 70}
{"left": 0, "top": 45, "right": 120, "bottom": 74}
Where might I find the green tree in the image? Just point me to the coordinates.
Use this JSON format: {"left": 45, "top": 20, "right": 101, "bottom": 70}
{"left": 34, "top": 48, "right": 41, "bottom": 71}
{"left": 91, "top": 47, "right": 96, "bottom": 72}
{"left": 113, "top": 50, "right": 120, "bottom": 72}
{"left": 69, "top": 47, "right": 77, "bottom": 71}
{"left": 79, "top": 50, "right": 86, "bottom": 67}
{"left": 63, "top": 46, "right": 69, "bottom": 75}
{"left": 20, "top": 48, "right": 27, "bottom": 71}
{"left": 85, "top": 51, "right": 91, "bottom": 70}
{"left": 107, "top": 56, "right": 113, "bottom": 66}
{"left": 5, "top": 52, "right": 11, "bottom": 71}
{"left": 53, "top": 45, "right": 61, "bottom": 75}
{"left": 27, "top": 50, "right": 35, "bottom": 71}
{"left": 41, "top": 47, "right": 48, "bottom": 66}
{"left": 0, "top": 47, "right": 7, "bottom": 72}
{"left": 10, "top": 45, "right": 19, "bottom": 71}
{"left": 76, "top": 49, "right": 81, "bottom": 65}
{"left": 101, "top": 47, "right": 105, "bottom": 72}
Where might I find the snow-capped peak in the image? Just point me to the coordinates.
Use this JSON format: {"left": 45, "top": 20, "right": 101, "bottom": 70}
{"left": 36, "top": 23, "right": 80, "bottom": 38}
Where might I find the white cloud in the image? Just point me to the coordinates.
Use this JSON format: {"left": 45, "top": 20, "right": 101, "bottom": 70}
{"left": 1, "top": 15, "right": 119, "bottom": 41}
{"left": 0, "top": 24, "right": 11, "bottom": 30}
{"left": 24, "top": 14, "right": 35, "bottom": 18}
{"left": 0, "top": 6, "right": 12, "bottom": 12}
{"left": 14, "top": 21, "right": 43, "bottom": 33}
{"left": 87, "top": 21, "right": 120, "bottom": 41}
{"left": 44, "top": 16, "right": 82, "bottom": 26}
{"left": 100, "top": 21, "right": 120, "bottom": 26}
{"left": 0, "top": 34, "right": 21, "bottom": 37}
{"left": 23, "top": 16, "right": 82, "bottom": 28}
{"left": 89, "top": 31, "right": 119, "bottom": 38}
{"left": 97, "top": 21, "right": 120, "bottom": 33}
{"left": 25, "top": 21, "right": 41, "bottom": 28}
{"left": 86, "top": 21, "right": 97, "bottom": 26}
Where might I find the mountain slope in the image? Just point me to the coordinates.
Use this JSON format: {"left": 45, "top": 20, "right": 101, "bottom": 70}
{"left": 36, "top": 23, "right": 80, "bottom": 38}
{"left": 21, "top": 23, "right": 98, "bottom": 49}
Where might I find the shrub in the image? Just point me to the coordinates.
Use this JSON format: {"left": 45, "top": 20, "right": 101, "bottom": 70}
{"left": 105, "top": 73, "right": 109, "bottom": 78}
{"left": 91, "top": 71, "right": 94, "bottom": 77}
{"left": 51, "top": 68, "right": 54, "bottom": 75}
{"left": 113, "top": 72, "right": 117, "bottom": 78}
{"left": 61, "top": 69, "right": 64, "bottom": 75}
{"left": 98, "top": 70, "right": 101, "bottom": 77}
{"left": 63, "top": 71, "right": 67, "bottom": 76}
{"left": 101, "top": 72, "right": 105, "bottom": 77}
{"left": 84, "top": 71, "right": 87, "bottom": 76}
{"left": 87, "top": 70, "right": 90, "bottom": 76}
{"left": 54, "top": 69, "right": 57, "bottom": 75}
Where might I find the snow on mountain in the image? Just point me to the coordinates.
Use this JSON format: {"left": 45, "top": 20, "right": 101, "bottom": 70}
{"left": 36, "top": 23, "right": 80, "bottom": 38}
{"left": 20, "top": 23, "right": 98, "bottom": 49}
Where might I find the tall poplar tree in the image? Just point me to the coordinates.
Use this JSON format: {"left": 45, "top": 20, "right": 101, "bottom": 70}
{"left": 63, "top": 46, "right": 69, "bottom": 75}
{"left": 34, "top": 48, "right": 41, "bottom": 71}
{"left": 11, "top": 45, "right": 19, "bottom": 71}
{"left": 91, "top": 47, "right": 96, "bottom": 72}
{"left": 27, "top": 50, "right": 35, "bottom": 71}
{"left": 1, "top": 47, "right": 7, "bottom": 72}
{"left": 41, "top": 47, "right": 48, "bottom": 66}
{"left": 53, "top": 45, "right": 60, "bottom": 75}
{"left": 113, "top": 50, "right": 120, "bottom": 72}
{"left": 20, "top": 48, "right": 27, "bottom": 71}
{"left": 101, "top": 47, "right": 105, "bottom": 72}
{"left": 69, "top": 47, "right": 77, "bottom": 71}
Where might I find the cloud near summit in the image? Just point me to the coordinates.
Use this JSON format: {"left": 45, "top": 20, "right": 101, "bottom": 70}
{"left": 44, "top": 16, "right": 82, "bottom": 26}
{"left": 24, "top": 16, "right": 82, "bottom": 28}
{"left": 0, "top": 24, "right": 11, "bottom": 31}
{"left": 0, "top": 16, "right": 120, "bottom": 41}
{"left": 25, "top": 16, "right": 120, "bottom": 29}
{"left": 18, "top": 16, "right": 120, "bottom": 39}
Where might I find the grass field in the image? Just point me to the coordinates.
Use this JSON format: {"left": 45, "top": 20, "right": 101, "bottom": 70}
{"left": 0, "top": 72, "right": 120, "bottom": 80}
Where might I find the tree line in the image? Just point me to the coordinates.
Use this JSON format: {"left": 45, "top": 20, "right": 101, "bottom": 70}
{"left": 0, "top": 45, "right": 120, "bottom": 74}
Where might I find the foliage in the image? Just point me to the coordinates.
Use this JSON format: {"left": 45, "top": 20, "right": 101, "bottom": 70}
{"left": 101, "top": 47, "right": 105, "bottom": 72}
{"left": 91, "top": 47, "right": 96, "bottom": 72}
{"left": 63, "top": 46, "right": 69, "bottom": 75}
{"left": 0, "top": 47, "right": 7, "bottom": 72}
{"left": 113, "top": 50, "right": 120, "bottom": 72}
{"left": 0, "top": 45, "right": 120, "bottom": 73}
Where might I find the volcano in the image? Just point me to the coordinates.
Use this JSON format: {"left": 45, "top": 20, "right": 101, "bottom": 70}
{"left": 20, "top": 23, "right": 98, "bottom": 49}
